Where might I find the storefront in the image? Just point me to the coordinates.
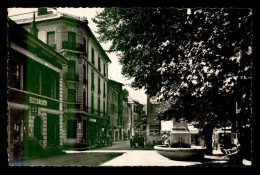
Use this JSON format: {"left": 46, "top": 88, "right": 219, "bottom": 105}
{"left": 87, "top": 117, "right": 98, "bottom": 145}
{"left": 8, "top": 18, "right": 68, "bottom": 159}
{"left": 213, "top": 127, "right": 232, "bottom": 150}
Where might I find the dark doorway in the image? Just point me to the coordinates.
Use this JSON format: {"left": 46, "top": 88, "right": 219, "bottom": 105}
{"left": 47, "top": 114, "right": 60, "bottom": 147}
{"left": 88, "top": 121, "right": 97, "bottom": 146}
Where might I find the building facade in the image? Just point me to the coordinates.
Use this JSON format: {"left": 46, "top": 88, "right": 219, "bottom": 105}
{"left": 122, "top": 90, "right": 130, "bottom": 141}
{"left": 107, "top": 82, "right": 119, "bottom": 141}
{"left": 13, "top": 8, "right": 111, "bottom": 148}
{"left": 128, "top": 98, "right": 144, "bottom": 137}
{"left": 7, "top": 17, "right": 68, "bottom": 159}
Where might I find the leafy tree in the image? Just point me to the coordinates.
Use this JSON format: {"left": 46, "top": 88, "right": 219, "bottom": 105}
{"left": 93, "top": 8, "right": 252, "bottom": 157}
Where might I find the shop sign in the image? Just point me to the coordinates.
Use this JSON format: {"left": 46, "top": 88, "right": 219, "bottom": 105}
{"left": 190, "top": 130, "right": 199, "bottom": 134}
{"left": 29, "top": 97, "right": 47, "bottom": 106}
{"left": 89, "top": 118, "right": 96, "bottom": 122}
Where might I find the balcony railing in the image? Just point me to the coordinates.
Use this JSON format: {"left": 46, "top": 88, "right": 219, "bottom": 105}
{"left": 62, "top": 41, "right": 85, "bottom": 52}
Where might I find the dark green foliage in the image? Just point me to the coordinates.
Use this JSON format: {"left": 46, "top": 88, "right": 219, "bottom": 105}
{"left": 93, "top": 7, "right": 252, "bottom": 125}
{"left": 93, "top": 8, "right": 252, "bottom": 155}
{"left": 23, "top": 138, "right": 64, "bottom": 158}
{"left": 24, "top": 138, "right": 44, "bottom": 157}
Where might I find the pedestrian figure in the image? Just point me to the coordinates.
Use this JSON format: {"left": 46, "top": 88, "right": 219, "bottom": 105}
{"left": 134, "top": 135, "right": 139, "bottom": 148}
{"left": 161, "top": 132, "right": 167, "bottom": 145}
{"left": 139, "top": 135, "right": 145, "bottom": 148}
{"left": 164, "top": 134, "right": 170, "bottom": 147}
{"left": 130, "top": 135, "right": 134, "bottom": 148}
{"left": 137, "top": 135, "right": 143, "bottom": 148}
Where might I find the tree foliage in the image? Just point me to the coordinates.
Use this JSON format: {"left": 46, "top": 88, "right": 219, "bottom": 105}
{"left": 93, "top": 8, "right": 252, "bottom": 130}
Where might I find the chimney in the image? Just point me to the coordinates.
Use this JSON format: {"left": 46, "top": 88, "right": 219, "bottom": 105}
{"left": 29, "top": 12, "right": 39, "bottom": 38}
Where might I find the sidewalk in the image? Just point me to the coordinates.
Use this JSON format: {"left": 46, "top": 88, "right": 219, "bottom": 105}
{"left": 64, "top": 142, "right": 252, "bottom": 167}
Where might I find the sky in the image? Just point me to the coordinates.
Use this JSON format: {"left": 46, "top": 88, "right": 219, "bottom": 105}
{"left": 8, "top": 7, "right": 147, "bottom": 105}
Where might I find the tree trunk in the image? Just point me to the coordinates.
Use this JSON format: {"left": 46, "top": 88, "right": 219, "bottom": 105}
{"left": 204, "top": 124, "right": 213, "bottom": 155}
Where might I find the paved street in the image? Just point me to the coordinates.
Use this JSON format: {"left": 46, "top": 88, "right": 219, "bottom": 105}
{"left": 10, "top": 141, "right": 248, "bottom": 167}
{"left": 65, "top": 141, "right": 230, "bottom": 167}
{"left": 9, "top": 141, "right": 251, "bottom": 167}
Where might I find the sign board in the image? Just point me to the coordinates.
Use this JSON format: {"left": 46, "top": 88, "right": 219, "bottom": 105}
{"left": 29, "top": 97, "right": 47, "bottom": 106}
{"left": 190, "top": 130, "right": 199, "bottom": 134}
{"left": 150, "top": 96, "right": 159, "bottom": 104}
{"left": 149, "top": 124, "right": 160, "bottom": 136}
{"left": 89, "top": 118, "right": 96, "bottom": 122}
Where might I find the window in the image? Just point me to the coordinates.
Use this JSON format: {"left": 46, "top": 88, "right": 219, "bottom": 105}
{"left": 67, "top": 60, "right": 76, "bottom": 80}
{"left": 49, "top": 76, "right": 56, "bottom": 99}
{"left": 31, "top": 69, "right": 41, "bottom": 94}
{"left": 67, "top": 119, "right": 77, "bottom": 138}
{"left": 91, "top": 71, "right": 95, "bottom": 91}
{"left": 91, "top": 48, "right": 95, "bottom": 65}
{"left": 103, "top": 100, "right": 106, "bottom": 117}
{"left": 91, "top": 93, "right": 94, "bottom": 114}
{"left": 103, "top": 63, "right": 106, "bottom": 77}
{"left": 47, "top": 31, "right": 55, "bottom": 49}
{"left": 98, "top": 77, "right": 101, "bottom": 94}
{"left": 68, "top": 32, "right": 76, "bottom": 48}
{"left": 67, "top": 89, "right": 76, "bottom": 103}
{"left": 103, "top": 83, "right": 106, "bottom": 98}
{"left": 98, "top": 97, "right": 100, "bottom": 115}
{"left": 10, "top": 61, "right": 23, "bottom": 89}
{"left": 98, "top": 56, "right": 101, "bottom": 71}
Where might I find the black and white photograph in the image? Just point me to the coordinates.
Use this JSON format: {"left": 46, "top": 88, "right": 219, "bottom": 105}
{"left": 6, "top": 6, "right": 254, "bottom": 167}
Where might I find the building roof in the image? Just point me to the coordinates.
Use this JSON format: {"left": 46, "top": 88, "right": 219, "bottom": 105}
{"left": 8, "top": 18, "right": 68, "bottom": 68}
{"left": 13, "top": 9, "right": 111, "bottom": 63}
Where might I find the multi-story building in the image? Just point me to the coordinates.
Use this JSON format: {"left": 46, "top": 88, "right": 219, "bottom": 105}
{"left": 13, "top": 8, "right": 111, "bottom": 148}
{"left": 107, "top": 81, "right": 119, "bottom": 141}
{"left": 122, "top": 89, "right": 130, "bottom": 141}
{"left": 108, "top": 79, "right": 127, "bottom": 141}
{"left": 128, "top": 98, "right": 144, "bottom": 137}
{"left": 7, "top": 17, "right": 68, "bottom": 159}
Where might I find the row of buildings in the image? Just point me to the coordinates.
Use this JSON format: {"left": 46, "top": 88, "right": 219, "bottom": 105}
{"left": 7, "top": 8, "right": 146, "bottom": 159}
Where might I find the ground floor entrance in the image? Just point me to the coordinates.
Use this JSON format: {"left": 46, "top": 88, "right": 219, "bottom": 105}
{"left": 87, "top": 118, "right": 97, "bottom": 146}
{"left": 47, "top": 114, "right": 60, "bottom": 147}
{"left": 9, "top": 108, "right": 26, "bottom": 159}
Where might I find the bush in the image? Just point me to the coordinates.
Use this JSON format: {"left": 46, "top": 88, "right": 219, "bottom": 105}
{"left": 24, "top": 138, "right": 44, "bottom": 157}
